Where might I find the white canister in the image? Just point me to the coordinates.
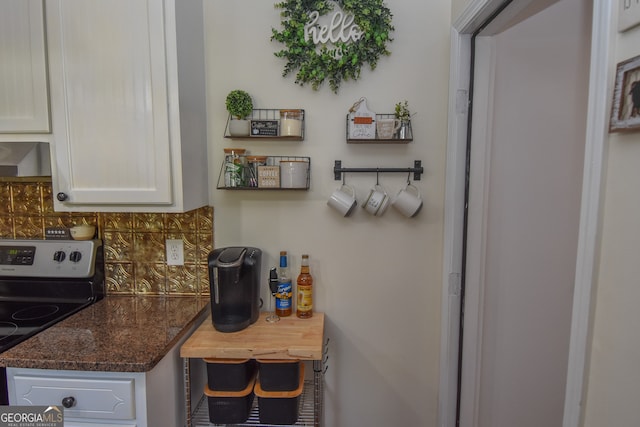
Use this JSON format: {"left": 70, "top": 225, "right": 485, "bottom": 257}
{"left": 280, "top": 110, "right": 303, "bottom": 137}
{"left": 280, "top": 160, "right": 309, "bottom": 188}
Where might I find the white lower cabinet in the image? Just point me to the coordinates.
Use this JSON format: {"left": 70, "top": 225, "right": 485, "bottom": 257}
{"left": 7, "top": 334, "right": 189, "bottom": 427}
{"left": 10, "top": 370, "right": 137, "bottom": 425}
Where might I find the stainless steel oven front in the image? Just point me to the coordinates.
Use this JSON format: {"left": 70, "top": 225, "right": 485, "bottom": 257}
{"left": 0, "top": 239, "right": 105, "bottom": 404}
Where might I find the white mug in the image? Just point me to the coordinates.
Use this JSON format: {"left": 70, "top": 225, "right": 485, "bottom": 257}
{"left": 392, "top": 183, "right": 423, "bottom": 217}
{"left": 328, "top": 184, "right": 357, "bottom": 216}
{"left": 376, "top": 118, "right": 401, "bottom": 139}
{"left": 363, "top": 184, "right": 389, "bottom": 216}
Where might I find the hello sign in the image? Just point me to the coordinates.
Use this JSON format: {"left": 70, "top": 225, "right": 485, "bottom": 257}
{"left": 272, "top": 0, "right": 394, "bottom": 93}
{"left": 304, "top": 10, "right": 364, "bottom": 51}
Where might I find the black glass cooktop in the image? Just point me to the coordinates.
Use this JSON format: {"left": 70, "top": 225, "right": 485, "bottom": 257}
{"left": 0, "top": 299, "right": 91, "bottom": 353}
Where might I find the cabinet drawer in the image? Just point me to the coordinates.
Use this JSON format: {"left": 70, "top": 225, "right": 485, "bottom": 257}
{"left": 12, "top": 374, "right": 135, "bottom": 420}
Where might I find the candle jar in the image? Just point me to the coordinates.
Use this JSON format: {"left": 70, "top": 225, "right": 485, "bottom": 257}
{"left": 280, "top": 110, "right": 303, "bottom": 137}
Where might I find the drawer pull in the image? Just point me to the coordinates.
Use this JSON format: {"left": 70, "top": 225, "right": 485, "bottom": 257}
{"left": 61, "top": 396, "right": 76, "bottom": 408}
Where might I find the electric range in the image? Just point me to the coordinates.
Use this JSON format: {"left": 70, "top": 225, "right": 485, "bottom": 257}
{"left": 0, "top": 238, "right": 105, "bottom": 404}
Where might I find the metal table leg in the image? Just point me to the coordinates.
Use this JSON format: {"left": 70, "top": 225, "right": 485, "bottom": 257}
{"left": 313, "top": 359, "right": 323, "bottom": 427}
{"left": 184, "top": 358, "right": 192, "bottom": 427}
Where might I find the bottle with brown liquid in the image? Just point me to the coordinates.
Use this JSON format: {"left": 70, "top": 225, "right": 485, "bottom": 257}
{"left": 296, "top": 254, "right": 313, "bottom": 318}
{"left": 275, "top": 251, "right": 292, "bottom": 317}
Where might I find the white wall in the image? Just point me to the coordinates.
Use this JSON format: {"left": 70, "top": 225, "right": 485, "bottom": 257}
{"left": 582, "top": 14, "right": 640, "bottom": 427}
{"left": 203, "top": 1, "right": 450, "bottom": 425}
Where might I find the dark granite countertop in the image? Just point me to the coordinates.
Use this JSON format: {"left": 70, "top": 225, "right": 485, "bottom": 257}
{"left": 0, "top": 295, "right": 210, "bottom": 372}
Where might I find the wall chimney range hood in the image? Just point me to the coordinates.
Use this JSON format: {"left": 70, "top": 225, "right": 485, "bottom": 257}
{"left": 0, "top": 142, "right": 51, "bottom": 177}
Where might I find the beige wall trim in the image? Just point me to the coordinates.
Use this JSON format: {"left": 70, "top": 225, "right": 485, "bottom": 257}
{"left": 562, "top": 0, "right": 614, "bottom": 426}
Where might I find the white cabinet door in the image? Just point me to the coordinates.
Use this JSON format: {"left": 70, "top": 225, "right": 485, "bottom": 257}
{"left": 47, "top": 0, "right": 172, "bottom": 206}
{"left": 12, "top": 374, "right": 136, "bottom": 420}
{"left": 46, "top": 0, "right": 208, "bottom": 212}
{"left": 0, "top": 0, "right": 50, "bottom": 133}
{"left": 7, "top": 368, "right": 142, "bottom": 426}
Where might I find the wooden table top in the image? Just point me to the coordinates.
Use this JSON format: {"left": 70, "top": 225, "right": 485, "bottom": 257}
{"left": 180, "top": 312, "right": 324, "bottom": 360}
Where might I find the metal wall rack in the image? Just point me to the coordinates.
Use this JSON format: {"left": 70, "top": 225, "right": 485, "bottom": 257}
{"left": 217, "top": 155, "right": 311, "bottom": 190}
{"left": 345, "top": 114, "right": 413, "bottom": 143}
{"left": 333, "top": 160, "right": 424, "bottom": 181}
{"left": 224, "top": 109, "right": 305, "bottom": 140}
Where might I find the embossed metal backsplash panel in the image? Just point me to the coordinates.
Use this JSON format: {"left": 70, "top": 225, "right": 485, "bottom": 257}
{"left": 0, "top": 179, "right": 212, "bottom": 296}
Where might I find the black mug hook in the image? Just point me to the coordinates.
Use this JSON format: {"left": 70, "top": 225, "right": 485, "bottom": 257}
{"left": 376, "top": 169, "right": 380, "bottom": 185}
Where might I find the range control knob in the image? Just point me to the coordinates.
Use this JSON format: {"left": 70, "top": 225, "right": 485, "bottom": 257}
{"left": 69, "top": 251, "right": 82, "bottom": 263}
{"left": 53, "top": 250, "right": 66, "bottom": 263}
{"left": 62, "top": 396, "right": 76, "bottom": 408}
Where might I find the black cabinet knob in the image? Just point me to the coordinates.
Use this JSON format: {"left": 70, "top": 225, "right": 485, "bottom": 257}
{"left": 61, "top": 396, "right": 75, "bottom": 408}
{"left": 56, "top": 192, "right": 68, "bottom": 201}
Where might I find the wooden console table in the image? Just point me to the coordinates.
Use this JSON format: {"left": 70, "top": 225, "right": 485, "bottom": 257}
{"left": 180, "top": 312, "right": 325, "bottom": 426}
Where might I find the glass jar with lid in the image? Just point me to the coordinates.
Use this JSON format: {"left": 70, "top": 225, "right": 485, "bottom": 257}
{"left": 245, "top": 155, "right": 267, "bottom": 187}
{"left": 280, "top": 109, "right": 303, "bottom": 137}
{"left": 223, "top": 148, "right": 246, "bottom": 187}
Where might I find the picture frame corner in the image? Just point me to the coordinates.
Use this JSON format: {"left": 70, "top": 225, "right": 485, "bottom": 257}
{"left": 609, "top": 54, "right": 640, "bottom": 133}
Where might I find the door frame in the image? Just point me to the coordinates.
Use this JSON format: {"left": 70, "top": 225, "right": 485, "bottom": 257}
{"left": 438, "top": 0, "right": 614, "bottom": 426}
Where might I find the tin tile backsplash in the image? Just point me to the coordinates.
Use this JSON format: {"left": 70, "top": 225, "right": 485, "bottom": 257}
{"left": 0, "top": 179, "right": 212, "bottom": 296}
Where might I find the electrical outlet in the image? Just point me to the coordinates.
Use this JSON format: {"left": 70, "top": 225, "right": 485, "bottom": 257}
{"left": 166, "top": 239, "right": 184, "bottom": 266}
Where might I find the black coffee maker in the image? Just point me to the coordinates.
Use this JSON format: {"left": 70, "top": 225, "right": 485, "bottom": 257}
{"left": 208, "top": 246, "right": 261, "bottom": 332}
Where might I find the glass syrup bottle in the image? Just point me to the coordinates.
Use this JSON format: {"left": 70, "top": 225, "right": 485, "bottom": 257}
{"left": 275, "top": 251, "right": 292, "bottom": 317}
{"left": 296, "top": 254, "right": 313, "bottom": 318}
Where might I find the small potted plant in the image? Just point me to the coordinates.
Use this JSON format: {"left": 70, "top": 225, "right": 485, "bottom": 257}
{"left": 394, "top": 100, "right": 414, "bottom": 139}
{"left": 226, "top": 90, "right": 253, "bottom": 136}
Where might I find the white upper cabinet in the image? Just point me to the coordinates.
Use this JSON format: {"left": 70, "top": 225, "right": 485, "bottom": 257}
{"left": 0, "top": 0, "right": 50, "bottom": 134}
{"left": 46, "top": 0, "right": 208, "bottom": 212}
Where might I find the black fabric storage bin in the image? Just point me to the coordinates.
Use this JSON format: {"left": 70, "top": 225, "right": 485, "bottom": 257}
{"left": 205, "top": 358, "right": 256, "bottom": 391}
{"left": 256, "top": 358, "right": 300, "bottom": 391}
{"left": 204, "top": 373, "right": 256, "bottom": 424}
{"left": 254, "top": 363, "right": 304, "bottom": 425}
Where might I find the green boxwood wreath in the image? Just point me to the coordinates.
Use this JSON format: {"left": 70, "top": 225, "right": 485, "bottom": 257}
{"left": 271, "top": 0, "right": 394, "bottom": 93}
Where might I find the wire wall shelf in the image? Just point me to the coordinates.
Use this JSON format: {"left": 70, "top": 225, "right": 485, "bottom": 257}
{"left": 217, "top": 155, "right": 311, "bottom": 190}
{"left": 346, "top": 114, "right": 413, "bottom": 144}
{"left": 225, "top": 109, "right": 305, "bottom": 140}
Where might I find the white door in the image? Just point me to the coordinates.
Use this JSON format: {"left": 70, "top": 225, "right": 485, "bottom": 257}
{"left": 458, "top": 0, "right": 592, "bottom": 426}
